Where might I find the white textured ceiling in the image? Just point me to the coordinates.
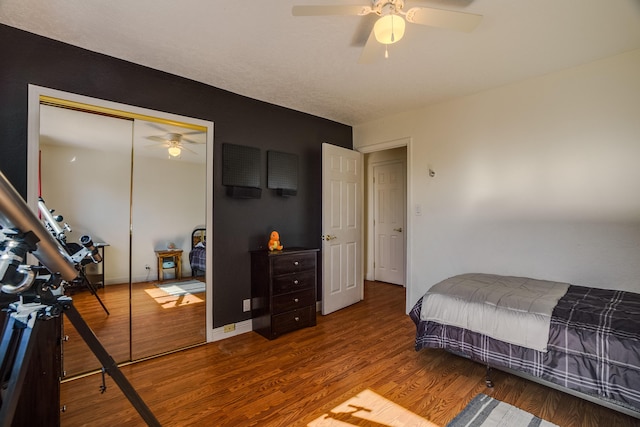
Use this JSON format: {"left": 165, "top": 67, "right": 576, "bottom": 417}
{"left": 2, "top": 0, "right": 640, "bottom": 125}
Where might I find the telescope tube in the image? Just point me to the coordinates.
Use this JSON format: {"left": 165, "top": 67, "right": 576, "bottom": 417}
{"left": 0, "top": 171, "right": 78, "bottom": 282}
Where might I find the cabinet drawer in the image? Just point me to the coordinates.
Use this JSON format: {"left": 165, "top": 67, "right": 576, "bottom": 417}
{"left": 272, "top": 289, "right": 315, "bottom": 314}
{"left": 271, "top": 306, "right": 315, "bottom": 337}
{"left": 273, "top": 270, "right": 315, "bottom": 294}
{"left": 272, "top": 253, "right": 316, "bottom": 275}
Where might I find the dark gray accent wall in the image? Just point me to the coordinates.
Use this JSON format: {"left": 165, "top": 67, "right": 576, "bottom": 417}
{"left": 0, "top": 24, "right": 352, "bottom": 328}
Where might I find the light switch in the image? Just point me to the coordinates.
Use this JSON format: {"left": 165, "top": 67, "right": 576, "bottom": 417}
{"left": 415, "top": 204, "right": 422, "bottom": 216}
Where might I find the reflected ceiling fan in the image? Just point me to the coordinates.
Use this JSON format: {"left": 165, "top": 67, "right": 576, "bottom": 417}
{"left": 146, "top": 131, "right": 204, "bottom": 158}
{"left": 292, "top": 0, "right": 483, "bottom": 63}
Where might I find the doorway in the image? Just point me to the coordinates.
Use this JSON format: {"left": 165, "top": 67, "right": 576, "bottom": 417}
{"left": 320, "top": 140, "right": 409, "bottom": 313}
{"left": 360, "top": 139, "right": 409, "bottom": 292}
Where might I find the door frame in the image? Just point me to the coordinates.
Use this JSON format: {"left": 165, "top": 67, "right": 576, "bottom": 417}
{"left": 357, "top": 137, "right": 413, "bottom": 312}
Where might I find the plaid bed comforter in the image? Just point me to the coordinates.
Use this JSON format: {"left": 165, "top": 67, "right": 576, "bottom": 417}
{"left": 410, "top": 284, "right": 640, "bottom": 413}
{"left": 189, "top": 246, "right": 206, "bottom": 272}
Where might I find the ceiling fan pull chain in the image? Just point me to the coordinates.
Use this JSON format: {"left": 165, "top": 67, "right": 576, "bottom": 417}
{"left": 391, "top": 14, "right": 395, "bottom": 42}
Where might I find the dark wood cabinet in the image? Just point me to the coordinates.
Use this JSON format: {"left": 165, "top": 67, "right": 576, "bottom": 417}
{"left": 0, "top": 311, "right": 61, "bottom": 427}
{"left": 250, "top": 248, "right": 318, "bottom": 339}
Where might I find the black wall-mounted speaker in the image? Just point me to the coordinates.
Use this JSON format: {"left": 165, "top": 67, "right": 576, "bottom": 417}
{"left": 267, "top": 150, "right": 298, "bottom": 196}
{"left": 222, "top": 143, "right": 261, "bottom": 189}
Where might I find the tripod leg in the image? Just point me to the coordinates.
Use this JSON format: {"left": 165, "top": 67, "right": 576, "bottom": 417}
{"left": 0, "top": 313, "right": 16, "bottom": 372}
{"left": 81, "top": 276, "right": 110, "bottom": 316}
{"left": 0, "top": 312, "right": 39, "bottom": 425}
{"left": 62, "top": 300, "right": 160, "bottom": 427}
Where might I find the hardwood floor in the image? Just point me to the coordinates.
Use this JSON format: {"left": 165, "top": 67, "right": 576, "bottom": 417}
{"left": 60, "top": 281, "right": 639, "bottom": 426}
{"left": 63, "top": 279, "right": 205, "bottom": 376}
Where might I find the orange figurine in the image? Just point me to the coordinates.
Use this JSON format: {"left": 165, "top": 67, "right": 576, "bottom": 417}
{"left": 268, "top": 231, "right": 283, "bottom": 251}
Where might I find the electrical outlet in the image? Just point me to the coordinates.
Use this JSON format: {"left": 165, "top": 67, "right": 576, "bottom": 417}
{"left": 223, "top": 324, "right": 235, "bottom": 333}
{"left": 145, "top": 264, "right": 150, "bottom": 270}
{"left": 243, "top": 299, "right": 251, "bottom": 312}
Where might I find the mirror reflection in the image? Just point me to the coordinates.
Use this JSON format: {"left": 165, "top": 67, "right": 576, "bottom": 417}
{"left": 38, "top": 102, "right": 207, "bottom": 376}
{"left": 130, "top": 119, "right": 207, "bottom": 359}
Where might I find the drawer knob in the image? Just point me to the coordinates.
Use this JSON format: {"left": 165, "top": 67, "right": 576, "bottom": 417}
{"left": 294, "top": 316, "right": 300, "bottom": 322}
{"left": 294, "top": 298, "right": 299, "bottom": 302}
{"left": 294, "top": 261, "right": 299, "bottom": 266}
{"left": 293, "top": 280, "right": 299, "bottom": 285}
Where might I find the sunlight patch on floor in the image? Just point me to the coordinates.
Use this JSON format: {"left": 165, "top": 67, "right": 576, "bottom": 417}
{"left": 144, "top": 287, "right": 204, "bottom": 308}
{"left": 308, "top": 389, "right": 438, "bottom": 427}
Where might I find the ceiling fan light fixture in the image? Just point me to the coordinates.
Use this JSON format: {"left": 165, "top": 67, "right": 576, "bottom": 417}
{"left": 374, "top": 14, "right": 405, "bottom": 45}
{"left": 168, "top": 145, "right": 182, "bottom": 157}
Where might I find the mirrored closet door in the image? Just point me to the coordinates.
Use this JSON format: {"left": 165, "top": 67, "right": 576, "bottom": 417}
{"left": 130, "top": 119, "right": 207, "bottom": 359}
{"left": 33, "top": 90, "right": 212, "bottom": 378}
{"left": 39, "top": 104, "right": 133, "bottom": 375}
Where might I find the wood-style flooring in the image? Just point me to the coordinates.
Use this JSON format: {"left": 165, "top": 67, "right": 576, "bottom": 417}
{"left": 60, "top": 281, "right": 639, "bottom": 426}
{"left": 63, "top": 279, "right": 205, "bottom": 376}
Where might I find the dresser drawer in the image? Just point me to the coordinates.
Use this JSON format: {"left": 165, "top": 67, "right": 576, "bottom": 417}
{"left": 273, "top": 270, "right": 315, "bottom": 294}
{"left": 271, "top": 306, "right": 315, "bottom": 337}
{"left": 272, "top": 252, "right": 316, "bottom": 275}
{"left": 272, "top": 289, "right": 315, "bottom": 314}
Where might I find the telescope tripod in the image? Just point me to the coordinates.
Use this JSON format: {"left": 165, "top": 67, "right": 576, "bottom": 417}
{"left": 68, "top": 271, "right": 110, "bottom": 316}
{"left": 0, "top": 295, "right": 160, "bottom": 426}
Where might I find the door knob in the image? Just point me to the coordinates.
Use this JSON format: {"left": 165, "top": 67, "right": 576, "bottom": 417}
{"left": 322, "top": 234, "right": 337, "bottom": 241}
{"left": 394, "top": 227, "right": 403, "bottom": 232}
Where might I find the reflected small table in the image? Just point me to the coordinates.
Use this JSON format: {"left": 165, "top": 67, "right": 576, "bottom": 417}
{"left": 155, "top": 249, "right": 183, "bottom": 282}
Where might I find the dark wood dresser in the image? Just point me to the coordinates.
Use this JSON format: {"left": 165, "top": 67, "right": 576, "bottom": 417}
{"left": 250, "top": 248, "right": 318, "bottom": 339}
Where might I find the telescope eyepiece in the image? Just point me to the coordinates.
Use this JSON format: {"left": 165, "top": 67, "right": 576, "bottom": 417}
{"left": 80, "top": 235, "right": 102, "bottom": 263}
{"left": 80, "top": 235, "right": 92, "bottom": 247}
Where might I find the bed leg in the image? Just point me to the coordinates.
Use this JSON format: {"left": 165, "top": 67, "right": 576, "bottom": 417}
{"left": 485, "top": 366, "right": 494, "bottom": 388}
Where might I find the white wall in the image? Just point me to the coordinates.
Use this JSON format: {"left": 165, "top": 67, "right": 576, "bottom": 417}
{"left": 354, "top": 49, "right": 640, "bottom": 308}
{"left": 40, "top": 144, "right": 132, "bottom": 285}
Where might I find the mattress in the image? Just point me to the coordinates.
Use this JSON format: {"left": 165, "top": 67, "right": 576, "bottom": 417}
{"left": 411, "top": 277, "right": 640, "bottom": 414}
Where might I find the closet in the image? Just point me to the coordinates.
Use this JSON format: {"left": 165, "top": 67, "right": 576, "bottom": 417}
{"left": 33, "top": 90, "right": 212, "bottom": 378}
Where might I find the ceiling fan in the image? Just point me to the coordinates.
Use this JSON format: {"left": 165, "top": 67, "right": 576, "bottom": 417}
{"left": 292, "top": 0, "right": 483, "bottom": 63}
{"left": 145, "top": 131, "right": 204, "bottom": 158}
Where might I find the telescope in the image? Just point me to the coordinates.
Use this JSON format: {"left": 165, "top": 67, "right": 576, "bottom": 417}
{"left": 0, "top": 172, "right": 78, "bottom": 294}
{"left": 37, "top": 197, "right": 70, "bottom": 242}
{"left": 0, "top": 170, "right": 159, "bottom": 426}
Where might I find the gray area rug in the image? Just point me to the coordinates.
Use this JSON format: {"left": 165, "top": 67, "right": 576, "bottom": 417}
{"left": 447, "top": 394, "right": 558, "bottom": 427}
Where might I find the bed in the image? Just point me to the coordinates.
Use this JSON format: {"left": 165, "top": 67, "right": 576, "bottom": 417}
{"left": 189, "top": 227, "right": 206, "bottom": 277}
{"left": 410, "top": 273, "right": 640, "bottom": 418}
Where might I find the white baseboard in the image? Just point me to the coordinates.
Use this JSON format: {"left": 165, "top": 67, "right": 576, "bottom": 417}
{"left": 209, "top": 319, "right": 252, "bottom": 342}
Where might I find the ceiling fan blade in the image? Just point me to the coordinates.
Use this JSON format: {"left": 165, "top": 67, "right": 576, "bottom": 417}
{"left": 405, "top": 7, "right": 482, "bottom": 32}
{"left": 358, "top": 29, "right": 385, "bottom": 64}
{"left": 180, "top": 145, "right": 198, "bottom": 155}
{"left": 182, "top": 137, "right": 204, "bottom": 145}
{"left": 351, "top": 13, "right": 378, "bottom": 47}
{"left": 292, "top": 5, "right": 373, "bottom": 16}
{"left": 146, "top": 122, "right": 170, "bottom": 132}
{"left": 146, "top": 135, "right": 168, "bottom": 143}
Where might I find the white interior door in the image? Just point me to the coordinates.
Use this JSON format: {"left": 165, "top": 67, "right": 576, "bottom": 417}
{"left": 373, "top": 161, "right": 406, "bottom": 285}
{"left": 321, "top": 143, "right": 363, "bottom": 315}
